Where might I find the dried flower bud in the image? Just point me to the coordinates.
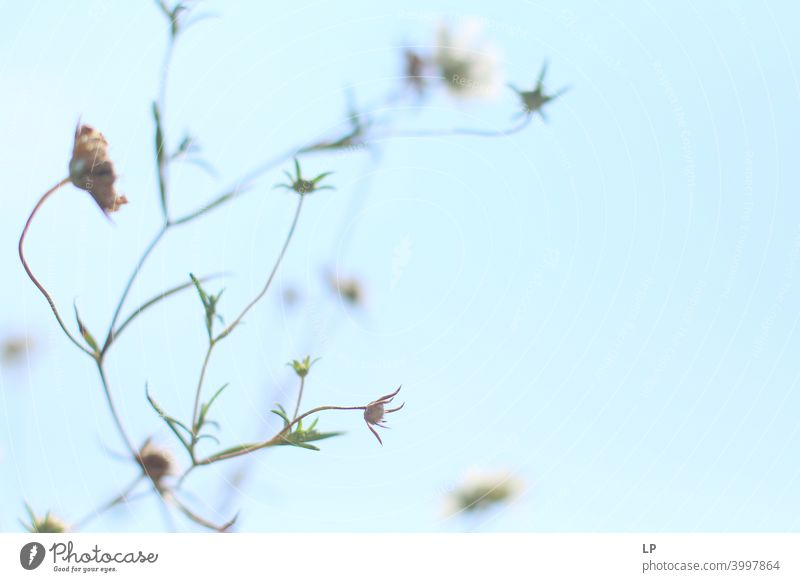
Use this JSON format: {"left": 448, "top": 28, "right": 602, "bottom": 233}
{"left": 363, "top": 386, "right": 404, "bottom": 445}
{"left": 69, "top": 123, "right": 128, "bottom": 213}
{"left": 136, "top": 440, "right": 175, "bottom": 486}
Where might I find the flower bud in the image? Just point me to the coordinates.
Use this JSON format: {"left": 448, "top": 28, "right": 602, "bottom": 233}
{"left": 136, "top": 441, "right": 175, "bottom": 485}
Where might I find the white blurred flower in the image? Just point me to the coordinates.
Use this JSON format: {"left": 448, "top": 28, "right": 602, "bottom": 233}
{"left": 433, "top": 19, "right": 503, "bottom": 99}
{"left": 442, "top": 468, "right": 525, "bottom": 517}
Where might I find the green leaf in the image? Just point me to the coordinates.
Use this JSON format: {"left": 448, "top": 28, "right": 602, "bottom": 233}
{"left": 145, "top": 384, "right": 191, "bottom": 451}
{"left": 73, "top": 302, "right": 99, "bottom": 353}
{"left": 197, "top": 383, "right": 229, "bottom": 431}
{"left": 210, "top": 442, "right": 260, "bottom": 458}
{"left": 270, "top": 405, "right": 291, "bottom": 427}
{"left": 190, "top": 273, "right": 209, "bottom": 306}
{"left": 312, "top": 171, "right": 334, "bottom": 184}
{"left": 152, "top": 102, "right": 168, "bottom": 218}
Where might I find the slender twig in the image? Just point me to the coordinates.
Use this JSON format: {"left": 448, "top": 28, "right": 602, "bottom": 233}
{"left": 112, "top": 273, "right": 226, "bottom": 341}
{"left": 73, "top": 476, "right": 145, "bottom": 530}
{"left": 19, "top": 177, "right": 94, "bottom": 357}
{"left": 195, "top": 403, "right": 365, "bottom": 466}
{"left": 95, "top": 359, "right": 138, "bottom": 460}
{"left": 102, "top": 225, "right": 168, "bottom": 355}
{"left": 190, "top": 342, "right": 216, "bottom": 437}
{"left": 291, "top": 375, "right": 306, "bottom": 420}
{"left": 368, "top": 114, "right": 532, "bottom": 141}
{"left": 216, "top": 194, "right": 305, "bottom": 341}
{"left": 163, "top": 490, "right": 236, "bottom": 532}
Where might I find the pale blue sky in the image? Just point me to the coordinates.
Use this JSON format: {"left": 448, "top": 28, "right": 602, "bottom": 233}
{"left": 1, "top": 0, "right": 799, "bottom": 532}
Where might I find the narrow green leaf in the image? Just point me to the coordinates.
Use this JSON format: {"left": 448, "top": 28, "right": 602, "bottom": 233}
{"left": 152, "top": 102, "right": 168, "bottom": 218}
{"left": 270, "top": 406, "right": 291, "bottom": 427}
{"left": 145, "top": 384, "right": 190, "bottom": 449}
{"left": 198, "top": 383, "right": 229, "bottom": 430}
{"left": 73, "top": 303, "right": 99, "bottom": 353}
{"left": 210, "top": 442, "right": 261, "bottom": 458}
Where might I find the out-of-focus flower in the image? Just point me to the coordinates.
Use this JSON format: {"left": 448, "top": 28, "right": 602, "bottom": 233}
{"left": 69, "top": 123, "right": 128, "bottom": 214}
{"left": 327, "top": 272, "right": 366, "bottom": 307}
{"left": 136, "top": 440, "right": 175, "bottom": 487}
{"left": 433, "top": 19, "right": 503, "bottom": 99}
{"left": 1, "top": 334, "right": 34, "bottom": 367}
{"left": 443, "top": 468, "right": 524, "bottom": 517}
{"left": 282, "top": 286, "right": 301, "bottom": 308}
{"left": 363, "top": 385, "right": 404, "bottom": 445}
{"left": 23, "top": 508, "right": 69, "bottom": 533}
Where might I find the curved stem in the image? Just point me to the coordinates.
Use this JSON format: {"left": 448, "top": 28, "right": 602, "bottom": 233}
{"left": 164, "top": 490, "right": 237, "bottom": 532}
{"left": 194, "top": 403, "right": 365, "bottom": 466}
{"left": 216, "top": 194, "right": 305, "bottom": 341}
{"left": 95, "top": 359, "right": 138, "bottom": 460}
{"left": 19, "top": 177, "right": 94, "bottom": 357}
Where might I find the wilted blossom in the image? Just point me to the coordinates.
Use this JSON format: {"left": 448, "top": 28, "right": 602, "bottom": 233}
{"left": 443, "top": 468, "right": 524, "bottom": 516}
{"left": 433, "top": 19, "right": 503, "bottom": 99}
{"left": 136, "top": 440, "right": 175, "bottom": 487}
{"left": 69, "top": 123, "right": 128, "bottom": 213}
{"left": 363, "top": 386, "right": 404, "bottom": 445}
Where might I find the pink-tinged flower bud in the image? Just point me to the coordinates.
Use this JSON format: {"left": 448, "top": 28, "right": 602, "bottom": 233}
{"left": 69, "top": 123, "right": 128, "bottom": 213}
{"left": 362, "top": 386, "right": 404, "bottom": 445}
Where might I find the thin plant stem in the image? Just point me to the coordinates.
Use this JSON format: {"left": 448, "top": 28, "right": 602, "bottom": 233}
{"left": 113, "top": 273, "right": 226, "bottom": 341}
{"left": 368, "top": 115, "right": 532, "bottom": 141}
{"left": 216, "top": 194, "right": 305, "bottom": 341}
{"left": 102, "top": 224, "right": 168, "bottom": 354}
{"left": 164, "top": 490, "right": 236, "bottom": 532}
{"left": 291, "top": 376, "right": 306, "bottom": 420}
{"left": 195, "top": 403, "right": 365, "bottom": 466}
{"left": 18, "top": 177, "right": 93, "bottom": 357}
{"left": 191, "top": 342, "right": 216, "bottom": 436}
{"left": 95, "top": 359, "right": 138, "bottom": 460}
{"left": 73, "top": 476, "right": 144, "bottom": 530}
